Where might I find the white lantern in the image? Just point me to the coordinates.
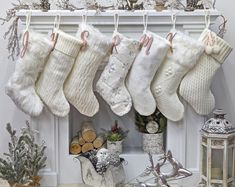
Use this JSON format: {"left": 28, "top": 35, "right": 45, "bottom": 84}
{"left": 200, "top": 109, "right": 235, "bottom": 187}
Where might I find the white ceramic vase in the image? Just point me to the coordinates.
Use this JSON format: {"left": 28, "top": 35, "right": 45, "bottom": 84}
{"left": 107, "top": 140, "right": 123, "bottom": 155}
{"left": 142, "top": 133, "right": 164, "bottom": 154}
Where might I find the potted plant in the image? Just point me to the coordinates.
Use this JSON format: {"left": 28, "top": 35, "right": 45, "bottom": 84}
{"left": 135, "top": 108, "right": 167, "bottom": 154}
{"left": 0, "top": 122, "right": 47, "bottom": 187}
{"left": 102, "top": 120, "right": 129, "bottom": 155}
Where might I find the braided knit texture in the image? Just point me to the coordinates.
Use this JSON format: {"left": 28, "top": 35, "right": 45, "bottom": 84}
{"left": 36, "top": 29, "right": 82, "bottom": 117}
{"left": 6, "top": 30, "right": 53, "bottom": 116}
{"left": 64, "top": 24, "right": 112, "bottom": 117}
{"left": 179, "top": 29, "right": 233, "bottom": 115}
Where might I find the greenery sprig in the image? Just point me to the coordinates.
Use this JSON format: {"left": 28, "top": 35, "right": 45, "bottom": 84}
{"left": 102, "top": 120, "right": 129, "bottom": 142}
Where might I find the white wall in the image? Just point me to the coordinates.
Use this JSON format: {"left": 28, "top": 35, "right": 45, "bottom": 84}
{"left": 0, "top": 0, "right": 234, "bottom": 165}
{"left": 212, "top": 1, "right": 235, "bottom": 123}
{"left": 0, "top": 0, "right": 28, "bottom": 153}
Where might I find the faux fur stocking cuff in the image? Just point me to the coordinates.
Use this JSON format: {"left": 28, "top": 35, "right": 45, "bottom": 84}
{"left": 168, "top": 30, "right": 204, "bottom": 69}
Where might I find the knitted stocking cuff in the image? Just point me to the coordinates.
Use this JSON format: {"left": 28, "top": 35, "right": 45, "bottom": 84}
{"left": 77, "top": 24, "right": 112, "bottom": 55}
{"left": 168, "top": 30, "right": 204, "bottom": 69}
{"left": 199, "top": 29, "right": 233, "bottom": 63}
{"left": 54, "top": 29, "right": 82, "bottom": 58}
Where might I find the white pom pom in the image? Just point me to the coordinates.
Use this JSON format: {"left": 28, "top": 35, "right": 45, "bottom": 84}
{"left": 212, "top": 45, "right": 221, "bottom": 54}
{"left": 205, "top": 46, "right": 213, "bottom": 55}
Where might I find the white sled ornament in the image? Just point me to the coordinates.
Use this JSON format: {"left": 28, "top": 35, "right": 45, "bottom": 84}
{"left": 77, "top": 156, "right": 125, "bottom": 187}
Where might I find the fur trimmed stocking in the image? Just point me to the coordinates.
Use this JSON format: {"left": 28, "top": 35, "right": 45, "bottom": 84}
{"left": 126, "top": 31, "right": 170, "bottom": 116}
{"left": 179, "top": 29, "right": 233, "bottom": 115}
{"left": 96, "top": 32, "right": 140, "bottom": 116}
{"left": 64, "top": 24, "right": 112, "bottom": 117}
{"left": 36, "top": 29, "right": 82, "bottom": 117}
{"left": 5, "top": 30, "right": 53, "bottom": 116}
{"left": 151, "top": 30, "right": 204, "bottom": 121}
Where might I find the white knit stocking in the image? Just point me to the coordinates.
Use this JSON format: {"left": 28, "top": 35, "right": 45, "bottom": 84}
{"left": 36, "top": 29, "right": 82, "bottom": 117}
{"left": 96, "top": 32, "right": 140, "bottom": 116}
{"left": 126, "top": 31, "right": 170, "bottom": 116}
{"left": 179, "top": 29, "right": 233, "bottom": 115}
{"left": 64, "top": 24, "right": 112, "bottom": 117}
{"left": 152, "top": 30, "right": 204, "bottom": 121}
{"left": 5, "top": 30, "right": 53, "bottom": 116}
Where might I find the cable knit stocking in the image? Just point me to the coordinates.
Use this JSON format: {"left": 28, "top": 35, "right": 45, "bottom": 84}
{"left": 64, "top": 24, "right": 112, "bottom": 117}
{"left": 126, "top": 31, "right": 170, "bottom": 116}
{"left": 36, "top": 29, "right": 82, "bottom": 117}
{"left": 96, "top": 32, "right": 140, "bottom": 116}
{"left": 5, "top": 30, "right": 53, "bottom": 116}
{"left": 179, "top": 29, "right": 233, "bottom": 115}
{"left": 151, "top": 30, "right": 204, "bottom": 121}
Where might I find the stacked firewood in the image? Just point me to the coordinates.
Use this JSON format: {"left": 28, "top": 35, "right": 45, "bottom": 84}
{"left": 70, "top": 121, "right": 106, "bottom": 155}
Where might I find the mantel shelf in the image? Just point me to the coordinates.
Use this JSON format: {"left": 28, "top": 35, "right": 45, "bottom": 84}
{"left": 16, "top": 9, "right": 221, "bottom": 34}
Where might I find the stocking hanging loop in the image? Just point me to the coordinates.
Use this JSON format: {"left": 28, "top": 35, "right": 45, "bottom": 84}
{"left": 205, "top": 10, "right": 211, "bottom": 29}
{"left": 25, "top": 11, "right": 32, "bottom": 32}
{"left": 81, "top": 11, "right": 88, "bottom": 27}
{"left": 53, "top": 14, "right": 61, "bottom": 32}
{"left": 51, "top": 14, "right": 61, "bottom": 50}
{"left": 143, "top": 12, "right": 148, "bottom": 34}
{"left": 113, "top": 13, "right": 119, "bottom": 34}
{"left": 171, "top": 13, "right": 177, "bottom": 30}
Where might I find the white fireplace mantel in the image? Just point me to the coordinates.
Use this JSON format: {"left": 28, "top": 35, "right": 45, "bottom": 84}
{"left": 17, "top": 9, "right": 221, "bottom": 187}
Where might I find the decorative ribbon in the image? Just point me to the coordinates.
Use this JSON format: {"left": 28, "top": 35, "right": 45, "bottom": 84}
{"left": 81, "top": 30, "right": 90, "bottom": 50}
{"left": 20, "top": 30, "right": 29, "bottom": 58}
{"left": 51, "top": 32, "right": 59, "bottom": 51}
{"left": 111, "top": 35, "right": 121, "bottom": 54}
{"left": 139, "top": 34, "right": 153, "bottom": 55}
{"left": 166, "top": 32, "right": 176, "bottom": 53}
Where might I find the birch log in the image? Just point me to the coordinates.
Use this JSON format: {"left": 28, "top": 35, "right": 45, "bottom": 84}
{"left": 82, "top": 143, "right": 94, "bottom": 153}
{"left": 93, "top": 135, "right": 106, "bottom": 149}
{"left": 70, "top": 136, "right": 82, "bottom": 154}
{"left": 77, "top": 131, "right": 86, "bottom": 145}
{"left": 81, "top": 121, "right": 97, "bottom": 143}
